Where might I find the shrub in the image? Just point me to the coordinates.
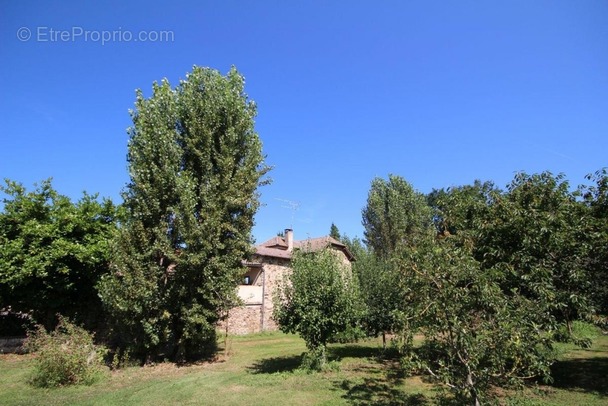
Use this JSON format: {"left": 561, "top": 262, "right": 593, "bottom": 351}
{"left": 300, "top": 346, "right": 327, "bottom": 371}
{"left": 108, "top": 347, "right": 132, "bottom": 370}
{"left": 299, "top": 347, "right": 340, "bottom": 373}
{"left": 24, "top": 315, "right": 107, "bottom": 387}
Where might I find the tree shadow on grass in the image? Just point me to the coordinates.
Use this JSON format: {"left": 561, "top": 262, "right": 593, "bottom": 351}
{"left": 339, "top": 377, "right": 429, "bottom": 406}
{"left": 550, "top": 356, "right": 608, "bottom": 396}
{"left": 329, "top": 344, "right": 384, "bottom": 361}
{"left": 247, "top": 354, "right": 302, "bottom": 374}
{"left": 328, "top": 343, "right": 430, "bottom": 405}
{"left": 249, "top": 343, "right": 386, "bottom": 375}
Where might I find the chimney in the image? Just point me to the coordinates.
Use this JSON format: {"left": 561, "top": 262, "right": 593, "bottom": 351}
{"left": 285, "top": 228, "right": 294, "bottom": 252}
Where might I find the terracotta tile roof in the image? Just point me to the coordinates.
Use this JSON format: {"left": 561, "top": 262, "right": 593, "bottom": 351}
{"left": 252, "top": 235, "right": 355, "bottom": 261}
{"left": 293, "top": 236, "right": 339, "bottom": 250}
{"left": 259, "top": 236, "right": 288, "bottom": 249}
{"left": 253, "top": 246, "right": 292, "bottom": 259}
{"left": 294, "top": 236, "right": 355, "bottom": 261}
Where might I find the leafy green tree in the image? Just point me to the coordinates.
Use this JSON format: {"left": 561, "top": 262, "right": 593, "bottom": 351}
{"left": 98, "top": 66, "right": 270, "bottom": 361}
{"left": 427, "top": 180, "right": 499, "bottom": 238}
{"left": 359, "top": 175, "right": 433, "bottom": 345}
{"left": 0, "top": 179, "right": 119, "bottom": 331}
{"left": 274, "top": 249, "right": 359, "bottom": 369}
{"left": 344, "top": 238, "right": 404, "bottom": 347}
{"left": 362, "top": 175, "right": 433, "bottom": 258}
{"left": 400, "top": 237, "right": 555, "bottom": 405}
{"left": 477, "top": 172, "right": 592, "bottom": 336}
{"left": 329, "top": 223, "right": 341, "bottom": 240}
{"left": 580, "top": 168, "right": 608, "bottom": 316}
{"left": 340, "top": 235, "right": 366, "bottom": 261}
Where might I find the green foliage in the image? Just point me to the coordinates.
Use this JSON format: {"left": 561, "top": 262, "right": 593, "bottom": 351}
{"left": 299, "top": 347, "right": 341, "bottom": 373}
{"left": 360, "top": 176, "right": 433, "bottom": 343}
{"left": 328, "top": 324, "right": 367, "bottom": 343}
{"left": 400, "top": 237, "right": 556, "bottom": 405}
{"left": 24, "top": 315, "right": 107, "bottom": 387}
{"left": 109, "top": 347, "right": 132, "bottom": 370}
{"left": 273, "top": 249, "right": 360, "bottom": 369}
{"left": 0, "top": 179, "right": 119, "bottom": 331}
{"left": 351, "top": 244, "right": 406, "bottom": 342}
{"left": 580, "top": 168, "right": 608, "bottom": 315}
{"left": 427, "top": 180, "right": 499, "bottom": 237}
{"left": 299, "top": 347, "right": 324, "bottom": 371}
{"left": 329, "top": 222, "right": 341, "bottom": 240}
{"left": 356, "top": 170, "right": 608, "bottom": 403}
{"left": 99, "top": 66, "right": 270, "bottom": 362}
{"left": 362, "top": 174, "right": 434, "bottom": 258}
{"left": 477, "top": 172, "right": 593, "bottom": 332}
{"left": 340, "top": 235, "right": 367, "bottom": 260}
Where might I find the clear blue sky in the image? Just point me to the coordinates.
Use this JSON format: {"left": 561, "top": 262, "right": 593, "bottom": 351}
{"left": 1, "top": 1, "right": 607, "bottom": 242}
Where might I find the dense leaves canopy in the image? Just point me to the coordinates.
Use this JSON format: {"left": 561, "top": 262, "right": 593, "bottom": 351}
{"left": 344, "top": 238, "right": 405, "bottom": 344}
{"left": 477, "top": 172, "right": 593, "bottom": 332}
{"left": 357, "top": 169, "right": 607, "bottom": 403}
{"left": 580, "top": 169, "right": 608, "bottom": 316}
{"left": 99, "top": 66, "right": 269, "bottom": 361}
{"left": 399, "top": 238, "right": 555, "bottom": 405}
{"left": 0, "top": 179, "right": 119, "bottom": 331}
{"left": 274, "top": 249, "right": 359, "bottom": 367}
{"left": 362, "top": 175, "right": 433, "bottom": 258}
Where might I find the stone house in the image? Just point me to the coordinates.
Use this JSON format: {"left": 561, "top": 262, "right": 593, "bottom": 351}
{"left": 224, "top": 229, "right": 355, "bottom": 335}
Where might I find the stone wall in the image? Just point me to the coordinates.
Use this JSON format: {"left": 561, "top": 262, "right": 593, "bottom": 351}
{"left": 223, "top": 305, "right": 262, "bottom": 335}
{"left": 257, "top": 256, "right": 291, "bottom": 332}
{"left": 224, "top": 247, "right": 352, "bottom": 335}
{"left": 224, "top": 256, "right": 291, "bottom": 335}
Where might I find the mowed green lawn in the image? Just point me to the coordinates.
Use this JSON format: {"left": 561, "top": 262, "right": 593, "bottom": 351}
{"left": 1, "top": 331, "right": 607, "bottom": 405}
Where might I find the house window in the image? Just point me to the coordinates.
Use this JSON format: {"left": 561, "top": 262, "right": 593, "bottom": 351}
{"left": 243, "top": 275, "right": 251, "bottom": 285}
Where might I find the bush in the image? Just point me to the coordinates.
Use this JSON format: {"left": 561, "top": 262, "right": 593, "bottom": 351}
{"left": 300, "top": 346, "right": 327, "bottom": 371}
{"left": 24, "top": 315, "right": 107, "bottom": 387}
{"left": 108, "top": 347, "right": 132, "bottom": 370}
{"left": 299, "top": 347, "right": 340, "bottom": 372}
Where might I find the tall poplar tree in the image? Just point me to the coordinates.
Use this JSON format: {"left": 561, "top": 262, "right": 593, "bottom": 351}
{"left": 99, "top": 66, "right": 270, "bottom": 361}
{"left": 362, "top": 175, "right": 433, "bottom": 258}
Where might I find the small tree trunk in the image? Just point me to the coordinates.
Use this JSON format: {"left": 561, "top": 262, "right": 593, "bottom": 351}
{"left": 382, "top": 332, "right": 386, "bottom": 350}
{"left": 224, "top": 309, "right": 230, "bottom": 358}
{"left": 467, "top": 372, "right": 480, "bottom": 406}
{"left": 320, "top": 345, "right": 327, "bottom": 367}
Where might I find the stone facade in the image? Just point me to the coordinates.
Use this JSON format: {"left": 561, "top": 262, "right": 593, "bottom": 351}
{"left": 223, "top": 305, "right": 262, "bottom": 335}
{"left": 225, "top": 256, "right": 291, "bottom": 335}
{"left": 225, "top": 235, "right": 353, "bottom": 335}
